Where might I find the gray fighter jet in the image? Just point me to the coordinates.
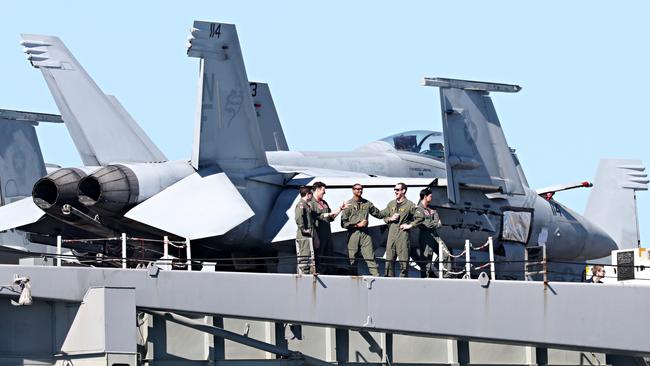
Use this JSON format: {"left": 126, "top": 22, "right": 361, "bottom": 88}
{"left": 0, "top": 21, "right": 629, "bottom": 266}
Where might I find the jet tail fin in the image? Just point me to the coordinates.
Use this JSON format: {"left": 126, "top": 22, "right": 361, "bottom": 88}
{"left": 584, "top": 159, "right": 648, "bottom": 250}
{"left": 0, "top": 109, "right": 53, "bottom": 205}
{"left": 20, "top": 34, "right": 167, "bottom": 165}
{"left": 187, "top": 21, "right": 267, "bottom": 171}
{"left": 423, "top": 77, "right": 525, "bottom": 203}
{"left": 251, "top": 82, "right": 289, "bottom": 151}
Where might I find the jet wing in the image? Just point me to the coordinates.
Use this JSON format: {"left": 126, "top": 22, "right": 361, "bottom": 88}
{"left": 423, "top": 77, "right": 525, "bottom": 203}
{"left": 0, "top": 197, "right": 113, "bottom": 239}
{"left": 20, "top": 34, "right": 167, "bottom": 165}
{"left": 124, "top": 168, "right": 254, "bottom": 240}
{"left": 266, "top": 177, "right": 438, "bottom": 243}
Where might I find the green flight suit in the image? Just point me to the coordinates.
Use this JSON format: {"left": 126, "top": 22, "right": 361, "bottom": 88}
{"left": 382, "top": 199, "right": 417, "bottom": 277}
{"left": 310, "top": 198, "right": 335, "bottom": 272}
{"left": 294, "top": 198, "right": 314, "bottom": 274}
{"left": 340, "top": 198, "right": 387, "bottom": 276}
{"left": 412, "top": 205, "right": 442, "bottom": 277}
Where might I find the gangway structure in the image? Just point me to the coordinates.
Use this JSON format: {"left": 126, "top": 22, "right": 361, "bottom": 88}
{"left": 0, "top": 263, "right": 648, "bottom": 366}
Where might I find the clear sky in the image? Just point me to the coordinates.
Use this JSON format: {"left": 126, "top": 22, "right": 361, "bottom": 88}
{"left": 1, "top": 2, "right": 648, "bottom": 244}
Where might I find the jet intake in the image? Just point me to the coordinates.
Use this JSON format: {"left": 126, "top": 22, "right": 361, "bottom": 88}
{"left": 32, "top": 168, "right": 87, "bottom": 212}
{"left": 78, "top": 164, "right": 140, "bottom": 215}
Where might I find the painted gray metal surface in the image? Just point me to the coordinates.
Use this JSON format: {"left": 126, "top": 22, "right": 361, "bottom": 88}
{"left": 0, "top": 265, "right": 648, "bottom": 356}
{"left": 60, "top": 287, "right": 136, "bottom": 354}
{"left": 433, "top": 79, "right": 525, "bottom": 203}
{"left": 0, "top": 118, "right": 47, "bottom": 201}
{"left": 147, "top": 310, "right": 331, "bottom": 366}
{"left": 0, "top": 109, "right": 62, "bottom": 124}
{"left": 124, "top": 169, "right": 254, "bottom": 239}
{"left": 252, "top": 82, "right": 289, "bottom": 152}
{"left": 0, "top": 111, "right": 54, "bottom": 258}
{"left": 21, "top": 34, "right": 167, "bottom": 165}
{"left": 188, "top": 21, "right": 268, "bottom": 172}
{"left": 584, "top": 159, "right": 648, "bottom": 250}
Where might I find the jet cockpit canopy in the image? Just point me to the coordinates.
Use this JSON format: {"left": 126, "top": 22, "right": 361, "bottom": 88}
{"left": 379, "top": 130, "right": 444, "bottom": 160}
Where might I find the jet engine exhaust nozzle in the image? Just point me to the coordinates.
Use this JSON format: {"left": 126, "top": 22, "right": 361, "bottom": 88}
{"left": 32, "top": 168, "right": 87, "bottom": 211}
{"left": 78, "top": 165, "right": 140, "bottom": 215}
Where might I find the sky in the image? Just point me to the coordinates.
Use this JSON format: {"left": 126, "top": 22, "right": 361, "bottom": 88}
{"left": 1, "top": 2, "right": 648, "bottom": 244}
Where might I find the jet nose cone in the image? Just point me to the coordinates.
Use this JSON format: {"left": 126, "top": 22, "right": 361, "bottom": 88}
{"left": 584, "top": 224, "right": 618, "bottom": 260}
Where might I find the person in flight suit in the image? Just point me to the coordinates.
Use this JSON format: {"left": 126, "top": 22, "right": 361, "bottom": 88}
{"left": 400, "top": 188, "right": 443, "bottom": 278}
{"left": 340, "top": 183, "right": 389, "bottom": 276}
{"left": 310, "top": 181, "right": 346, "bottom": 273}
{"left": 294, "top": 186, "right": 314, "bottom": 274}
{"left": 383, "top": 182, "right": 416, "bottom": 277}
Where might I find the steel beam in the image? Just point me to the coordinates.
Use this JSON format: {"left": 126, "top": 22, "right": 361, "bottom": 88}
{"left": 145, "top": 310, "right": 331, "bottom": 366}
{"left": 0, "top": 264, "right": 647, "bottom": 356}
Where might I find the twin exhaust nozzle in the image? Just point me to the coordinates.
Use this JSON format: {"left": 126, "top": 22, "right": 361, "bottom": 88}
{"left": 32, "top": 165, "right": 140, "bottom": 218}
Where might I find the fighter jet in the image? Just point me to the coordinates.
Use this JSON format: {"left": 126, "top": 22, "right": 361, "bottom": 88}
{"left": 0, "top": 21, "right": 626, "bottom": 268}
{"left": 1, "top": 25, "right": 445, "bottom": 252}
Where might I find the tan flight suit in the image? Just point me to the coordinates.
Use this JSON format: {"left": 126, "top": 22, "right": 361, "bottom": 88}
{"left": 382, "top": 199, "right": 417, "bottom": 277}
{"left": 294, "top": 198, "right": 314, "bottom": 274}
{"left": 412, "top": 204, "right": 442, "bottom": 278}
{"left": 340, "top": 198, "right": 387, "bottom": 276}
{"left": 310, "top": 198, "right": 334, "bottom": 272}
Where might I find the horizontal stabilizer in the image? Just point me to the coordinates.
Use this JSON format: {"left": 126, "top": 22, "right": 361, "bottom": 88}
{"left": 0, "top": 197, "right": 45, "bottom": 232}
{"left": 0, "top": 109, "right": 62, "bottom": 124}
{"left": 424, "top": 77, "right": 525, "bottom": 203}
{"left": 124, "top": 169, "right": 254, "bottom": 240}
{"left": 20, "top": 34, "right": 166, "bottom": 165}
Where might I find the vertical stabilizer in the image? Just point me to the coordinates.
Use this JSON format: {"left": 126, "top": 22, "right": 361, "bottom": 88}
{"left": 187, "top": 22, "right": 267, "bottom": 171}
{"left": 251, "top": 82, "right": 289, "bottom": 151}
{"left": 20, "top": 34, "right": 166, "bottom": 165}
{"left": 0, "top": 110, "right": 54, "bottom": 205}
{"left": 423, "top": 77, "right": 525, "bottom": 203}
{"left": 584, "top": 159, "right": 648, "bottom": 249}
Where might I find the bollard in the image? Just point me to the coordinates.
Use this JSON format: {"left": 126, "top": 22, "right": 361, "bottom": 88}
{"left": 56, "top": 235, "right": 62, "bottom": 267}
{"left": 488, "top": 237, "right": 496, "bottom": 280}
{"left": 464, "top": 240, "right": 471, "bottom": 279}
{"left": 122, "top": 233, "right": 127, "bottom": 269}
